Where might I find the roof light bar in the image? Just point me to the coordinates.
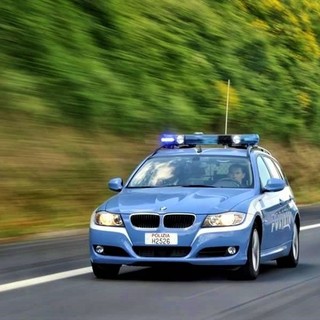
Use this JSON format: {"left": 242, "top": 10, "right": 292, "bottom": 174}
{"left": 160, "top": 133, "right": 259, "bottom": 147}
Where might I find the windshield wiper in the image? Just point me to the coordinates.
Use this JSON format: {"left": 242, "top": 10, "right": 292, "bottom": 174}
{"left": 127, "top": 185, "right": 217, "bottom": 189}
{"left": 127, "top": 186, "right": 158, "bottom": 189}
{"left": 127, "top": 185, "right": 181, "bottom": 188}
{"left": 180, "top": 184, "right": 217, "bottom": 188}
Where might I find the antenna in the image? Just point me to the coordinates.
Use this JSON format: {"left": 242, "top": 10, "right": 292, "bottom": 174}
{"left": 224, "top": 79, "right": 230, "bottom": 134}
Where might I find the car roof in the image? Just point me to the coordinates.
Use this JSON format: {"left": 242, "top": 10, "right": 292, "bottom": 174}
{"left": 152, "top": 133, "right": 272, "bottom": 159}
{"left": 151, "top": 147, "right": 250, "bottom": 158}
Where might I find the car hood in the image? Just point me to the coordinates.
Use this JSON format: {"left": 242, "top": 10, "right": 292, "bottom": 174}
{"left": 98, "top": 187, "right": 256, "bottom": 214}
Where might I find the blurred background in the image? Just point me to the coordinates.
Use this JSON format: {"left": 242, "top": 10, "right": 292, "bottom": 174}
{"left": 1, "top": 0, "right": 320, "bottom": 241}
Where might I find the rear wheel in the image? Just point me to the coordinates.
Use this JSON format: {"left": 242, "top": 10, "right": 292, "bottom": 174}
{"left": 230, "top": 225, "right": 260, "bottom": 280}
{"left": 277, "top": 222, "right": 299, "bottom": 268}
{"left": 91, "top": 263, "right": 121, "bottom": 279}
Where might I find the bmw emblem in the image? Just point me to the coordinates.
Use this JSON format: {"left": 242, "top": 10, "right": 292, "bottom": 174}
{"left": 159, "top": 206, "right": 167, "bottom": 212}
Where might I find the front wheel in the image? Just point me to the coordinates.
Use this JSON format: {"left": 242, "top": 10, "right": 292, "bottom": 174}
{"left": 276, "top": 222, "right": 299, "bottom": 268}
{"left": 91, "top": 263, "right": 121, "bottom": 279}
{"left": 230, "top": 226, "right": 260, "bottom": 280}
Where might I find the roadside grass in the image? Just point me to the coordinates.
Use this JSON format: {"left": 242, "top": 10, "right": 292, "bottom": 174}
{"left": 263, "top": 141, "right": 320, "bottom": 204}
{"left": 1, "top": 115, "right": 319, "bottom": 241}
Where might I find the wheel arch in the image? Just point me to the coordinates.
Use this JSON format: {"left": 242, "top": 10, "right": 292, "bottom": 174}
{"left": 294, "top": 213, "right": 300, "bottom": 232}
{"left": 253, "top": 215, "right": 263, "bottom": 242}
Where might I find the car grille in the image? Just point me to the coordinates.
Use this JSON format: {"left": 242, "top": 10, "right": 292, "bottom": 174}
{"left": 93, "top": 245, "right": 130, "bottom": 257}
{"left": 163, "top": 214, "right": 195, "bottom": 228}
{"left": 133, "top": 246, "right": 191, "bottom": 257}
{"left": 131, "top": 214, "right": 160, "bottom": 228}
{"left": 196, "top": 246, "right": 239, "bottom": 257}
{"left": 130, "top": 214, "right": 195, "bottom": 228}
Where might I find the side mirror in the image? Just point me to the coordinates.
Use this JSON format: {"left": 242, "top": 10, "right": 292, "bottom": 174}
{"left": 263, "top": 178, "right": 286, "bottom": 192}
{"left": 108, "top": 178, "right": 123, "bottom": 192}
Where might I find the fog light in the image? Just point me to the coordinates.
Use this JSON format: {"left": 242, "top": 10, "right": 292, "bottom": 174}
{"left": 95, "top": 245, "right": 104, "bottom": 254}
{"left": 227, "top": 246, "right": 237, "bottom": 255}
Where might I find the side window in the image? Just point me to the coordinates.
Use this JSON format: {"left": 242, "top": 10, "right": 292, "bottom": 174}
{"left": 273, "top": 160, "right": 288, "bottom": 183}
{"left": 257, "top": 156, "right": 272, "bottom": 187}
{"left": 263, "top": 157, "right": 282, "bottom": 179}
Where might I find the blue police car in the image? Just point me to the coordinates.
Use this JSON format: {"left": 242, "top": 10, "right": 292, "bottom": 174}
{"left": 89, "top": 133, "right": 300, "bottom": 280}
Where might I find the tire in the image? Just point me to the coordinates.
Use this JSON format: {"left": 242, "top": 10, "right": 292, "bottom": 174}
{"left": 230, "top": 225, "right": 261, "bottom": 280}
{"left": 91, "top": 263, "right": 121, "bottom": 279}
{"left": 276, "top": 222, "right": 299, "bottom": 268}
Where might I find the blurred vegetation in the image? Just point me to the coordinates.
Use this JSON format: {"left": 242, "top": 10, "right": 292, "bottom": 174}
{"left": 1, "top": 0, "right": 320, "bottom": 240}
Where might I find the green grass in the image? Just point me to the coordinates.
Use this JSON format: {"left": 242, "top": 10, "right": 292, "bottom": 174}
{"left": 1, "top": 114, "right": 319, "bottom": 242}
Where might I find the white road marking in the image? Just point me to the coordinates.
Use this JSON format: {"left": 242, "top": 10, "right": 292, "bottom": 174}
{"left": 0, "top": 267, "right": 91, "bottom": 293}
{"left": 301, "top": 223, "right": 320, "bottom": 231}
{"left": 0, "top": 222, "right": 320, "bottom": 293}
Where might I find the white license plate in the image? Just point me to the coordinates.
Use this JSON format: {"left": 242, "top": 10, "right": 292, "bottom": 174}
{"left": 145, "top": 233, "right": 178, "bottom": 245}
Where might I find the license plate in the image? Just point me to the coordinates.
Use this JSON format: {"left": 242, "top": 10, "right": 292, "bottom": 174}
{"left": 145, "top": 233, "right": 178, "bottom": 245}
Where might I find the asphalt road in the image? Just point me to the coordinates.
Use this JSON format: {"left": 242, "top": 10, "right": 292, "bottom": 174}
{"left": 0, "top": 204, "right": 319, "bottom": 320}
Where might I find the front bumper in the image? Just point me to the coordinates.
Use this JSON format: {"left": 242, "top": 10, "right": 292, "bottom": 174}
{"left": 89, "top": 222, "right": 253, "bottom": 267}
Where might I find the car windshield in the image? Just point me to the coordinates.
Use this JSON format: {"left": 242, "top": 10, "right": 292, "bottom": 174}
{"left": 127, "top": 155, "right": 253, "bottom": 188}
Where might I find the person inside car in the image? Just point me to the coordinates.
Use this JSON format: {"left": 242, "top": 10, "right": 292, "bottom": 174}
{"left": 228, "top": 164, "right": 247, "bottom": 186}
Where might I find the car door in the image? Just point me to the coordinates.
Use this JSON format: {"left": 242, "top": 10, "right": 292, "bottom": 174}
{"left": 256, "top": 156, "right": 288, "bottom": 251}
{"left": 262, "top": 156, "right": 294, "bottom": 245}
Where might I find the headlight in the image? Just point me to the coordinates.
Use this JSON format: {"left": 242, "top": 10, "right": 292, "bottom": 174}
{"left": 95, "top": 212, "right": 124, "bottom": 227}
{"left": 202, "top": 212, "right": 245, "bottom": 227}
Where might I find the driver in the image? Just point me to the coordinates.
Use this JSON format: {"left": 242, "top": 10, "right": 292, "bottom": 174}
{"left": 228, "top": 164, "right": 246, "bottom": 186}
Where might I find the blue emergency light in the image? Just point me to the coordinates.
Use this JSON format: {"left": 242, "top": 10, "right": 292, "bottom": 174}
{"left": 160, "top": 133, "right": 260, "bottom": 147}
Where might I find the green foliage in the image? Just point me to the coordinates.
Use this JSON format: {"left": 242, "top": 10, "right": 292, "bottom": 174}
{"left": 2, "top": 0, "right": 320, "bottom": 240}
{"left": 1, "top": 0, "right": 320, "bottom": 140}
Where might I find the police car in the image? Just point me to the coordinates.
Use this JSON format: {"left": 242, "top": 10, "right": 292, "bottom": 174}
{"left": 89, "top": 133, "right": 300, "bottom": 280}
